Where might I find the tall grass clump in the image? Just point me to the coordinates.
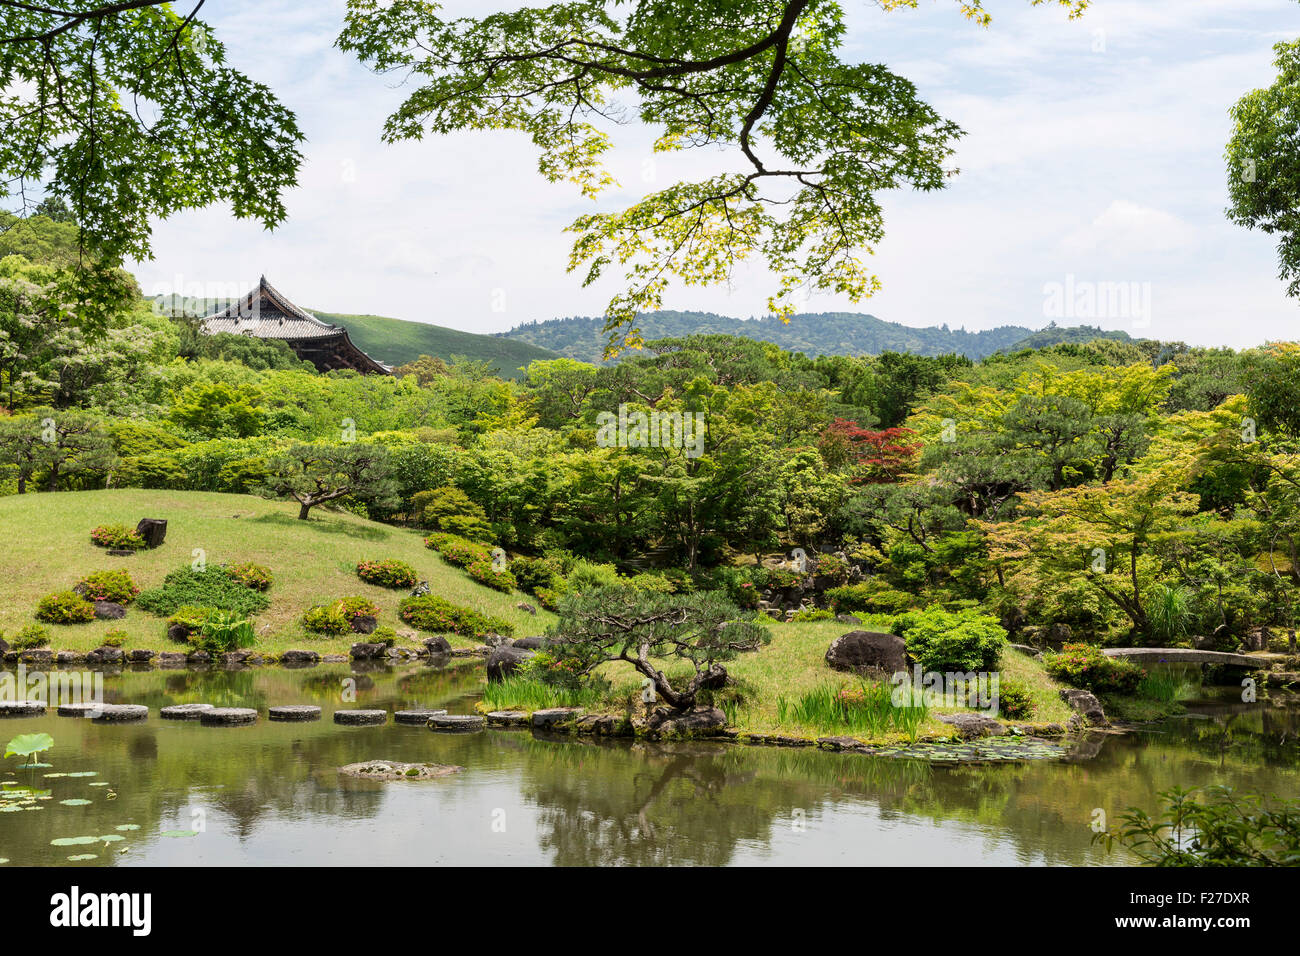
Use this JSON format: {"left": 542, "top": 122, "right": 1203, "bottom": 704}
{"left": 777, "top": 681, "right": 927, "bottom": 740}
{"left": 481, "top": 675, "right": 603, "bottom": 713}
{"left": 1136, "top": 665, "right": 1201, "bottom": 703}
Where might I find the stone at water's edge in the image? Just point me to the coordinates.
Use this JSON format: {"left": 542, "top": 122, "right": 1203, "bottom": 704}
{"left": 200, "top": 707, "right": 258, "bottom": 726}
{"left": 428, "top": 713, "right": 486, "bottom": 731}
{"left": 338, "top": 760, "right": 464, "bottom": 781}
{"left": 825, "top": 631, "right": 908, "bottom": 675}
{"left": 530, "top": 707, "right": 585, "bottom": 729}
{"left": 1059, "top": 689, "right": 1108, "bottom": 727}
{"left": 279, "top": 649, "right": 320, "bottom": 667}
{"left": 127, "top": 649, "right": 155, "bottom": 663}
{"left": 157, "top": 651, "right": 188, "bottom": 668}
{"left": 160, "top": 704, "right": 214, "bottom": 720}
{"left": 486, "top": 645, "right": 534, "bottom": 682}
{"left": 269, "top": 705, "right": 322, "bottom": 722}
{"left": 653, "top": 706, "right": 727, "bottom": 737}
{"left": 92, "top": 704, "right": 149, "bottom": 723}
{"left": 486, "top": 710, "right": 529, "bottom": 727}
{"left": 56, "top": 702, "right": 102, "bottom": 718}
{"left": 85, "top": 646, "right": 124, "bottom": 665}
{"left": 334, "top": 709, "right": 387, "bottom": 726}
{"left": 57, "top": 651, "right": 85, "bottom": 665}
{"left": 512, "top": 636, "right": 547, "bottom": 650}
{"left": 0, "top": 701, "right": 46, "bottom": 717}
{"left": 349, "top": 642, "right": 387, "bottom": 660}
{"left": 394, "top": 709, "right": 447, "bottom": 725}
{"left": 936, "top": 712, "right": 1006, "bottom": 739}
{"left": 423, "top": 635, "right": 452, "bottom": 656}
{"left": 135, "top": 518, "right": 167, "bottom": 549}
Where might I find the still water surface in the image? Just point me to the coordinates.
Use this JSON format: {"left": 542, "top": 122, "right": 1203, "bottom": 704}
{"left": 1, "top": 663, "right": 1297, "bottom": 866}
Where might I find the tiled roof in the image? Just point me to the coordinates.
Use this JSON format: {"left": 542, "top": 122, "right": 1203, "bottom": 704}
{"left": 200, "top": 276, "right": 343, "bottom": 341}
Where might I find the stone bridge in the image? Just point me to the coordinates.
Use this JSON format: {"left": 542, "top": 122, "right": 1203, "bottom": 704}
{"left": 1102, "top": 648, "right": 1282, "bottom": 668}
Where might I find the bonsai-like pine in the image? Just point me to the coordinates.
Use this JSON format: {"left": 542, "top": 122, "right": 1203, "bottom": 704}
{"left": 547, "top": 587, "right": 768, "bottom": 713}
{"left": 259, "top": 443, "right": 399, "bottom": 520}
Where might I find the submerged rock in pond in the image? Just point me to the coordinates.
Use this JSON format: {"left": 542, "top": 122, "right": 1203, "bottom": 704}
{"left": 422, "top": 635, "right": 452, "bottom": 656}
{"left": 160, "top": 704, "right": 214, "bottom": 720}
{"left": 269, "top": 705, "right": 322, "bottom": 722}
{"left": 338, "top": 760, "right": 463, "bottom": 781}
{"left": 428, "top": 713, "right": 485, "bottom": 731}
{"left": 333, "top": 709, "right": 387, "bottom": 726}
{"left": 394, "top": 709, "right": 447, "bottom": 725}
{"left": 0, "top": 701, "right": 46, "bottom": 717}
{"left": 92, "top": 704, "right": 148, "bottom": 723}
{"left": 200, "top": 707, "right": 258, "bottom": 726}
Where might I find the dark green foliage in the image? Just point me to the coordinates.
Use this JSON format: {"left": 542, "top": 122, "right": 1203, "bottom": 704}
{"left": 9, "top": 623, "right": 50, "bottom": 650}
{"left": 135, "top": 567, "right": 270, "bottom": 618}
{"left": 893, "top": 607, "right": 1007, "bottom": 673}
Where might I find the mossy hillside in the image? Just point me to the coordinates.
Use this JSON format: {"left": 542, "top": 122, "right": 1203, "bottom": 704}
{"left": 0, "top": 489, "right": 552, "bottom": 654}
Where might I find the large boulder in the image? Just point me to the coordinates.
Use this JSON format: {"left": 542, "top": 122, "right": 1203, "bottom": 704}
{"left": 350, "top": 642, "right": 387, "bottom": 660}
{"left": 486, "top": 645, "right": 534, "bottom": 682}
{"left": 1059, "top": 688, "right": 1108, "bottom": 727}
{"left": 512, "top": 635, "right": 547, "bottom": 650}
{"left": 936, "top": 712, "right": 1007, "bottom": 739}
{"left": 93, "top": 601, "right": 127, "bottom": 620}
{"left": 653, "top": 706, "right": 727, "bottom": 738}
{"left": 350, "top": 615, "right": 378, "bottom": 635}
{"left": 135, "top": 518, "right": 168, "bottom": 548}
{"left": 279, "top": 649, "right": 320, "bottom": 667}
{"left": 423, "top": 635, "right": 452, "bottom": 656}
{"left": 825, "top": 631, "right": 907, "bottom": 675}
{"left": 85, "top": 646, "right": 124, "bottom": 666}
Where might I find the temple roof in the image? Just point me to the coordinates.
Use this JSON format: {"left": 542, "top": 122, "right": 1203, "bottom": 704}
{"left": 199, "top": 277, "right": 390, "bottom": 374}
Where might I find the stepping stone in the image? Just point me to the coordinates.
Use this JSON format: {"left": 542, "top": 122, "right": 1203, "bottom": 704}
{"left": 160, "top": 704, "right": 214, "bottom": 720}
{"left": 92, "top": 704, "right": 148, "bottom": 723}
{"left": 0, "top": 701, "right": 46, "bottom": 717}
{"left": 269, "top": 705, "right": 321, "bottom": 722}
{"left": 394, "top": 709, "right": 447, "bottom": 725}
{"left": 486, "top": 710, "right": 529, "bottom": 727}
{"left": 56, "top": 702, "right": 103, "bottom": 718}
{"left": 333, "top": 710, "right": 387, "bottom": 726}
{"left": 200, "top": 707, "right": 258, "bottom": 726}
{"left": 428, "top": 714, "right": 485, "bottom": 731}
{"left": 530, "top": 707, "right": 585, "bottom": 729}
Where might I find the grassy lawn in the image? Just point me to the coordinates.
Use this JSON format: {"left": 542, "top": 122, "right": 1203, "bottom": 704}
{"left": 0, "top": 489, "right": 553, "bottom": 655}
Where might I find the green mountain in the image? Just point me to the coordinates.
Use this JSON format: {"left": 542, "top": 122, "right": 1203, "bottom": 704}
{"left": 499, "top": 311, "right": 1131, "bottom": 362}
{"left": 308, "top": 311, "right": 558, "bottom": 380}
{"left": 1002, "top": 322, "right": 1135, "bottom": 352}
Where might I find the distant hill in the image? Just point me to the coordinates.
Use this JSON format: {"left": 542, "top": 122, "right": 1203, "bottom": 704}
{"left": 309, "top": 311, "right": 558, "bottom": 380}
{"left": 499, "top": 311, "right": 1131, "bottom": 363}
{"left": 1002, "top": 323, "right": 1135, "bottom": 352}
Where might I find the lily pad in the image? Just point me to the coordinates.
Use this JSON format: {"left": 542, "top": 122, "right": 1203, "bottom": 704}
{"left": 4, "top": 732, "right": 52, "bottom": 761}
{"left": 50, "top": 836, "right": 98, "bottom": 846}
{"left": 59, "top": 799, "right": 91, "bottom": 806}
{"left": 97, "top": 834, "right": 124, "bottom": 843}
{"left": 67, "top": 854, "right": 97, "bottom": 861}
{"left": 160, "top": 830, "right": 198, "bottom": 838}
{"left": 66, "top": 772, "right": 97, "bottom": 778}
{"left": 114, "top": 824, "right": 139, "bottom": 831}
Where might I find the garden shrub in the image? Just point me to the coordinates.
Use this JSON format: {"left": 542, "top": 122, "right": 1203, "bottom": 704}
{"left": 791, "top": 608, "right": 835, "bottom": 622}
{"left": 75, "top": 569, "right": 140, "bottom": 604}
{"left": 629, "top": 572, "right": 677, "bottom": 594}
{"left": 10, "top": 624, "right": 50, "bottom": 650}
{"left": 534, "top": 586, "right": 562, "bottom": 612}
{"left": 466, "top": 559, "right": 517, "bottom": 592}
{"left": 135, "top": 566, "right": 270, "bottom": 618}
{"left": 424, "top": 532, "right": 491, "bottom": 568}
{"left": 227, "top": 562, "right": 273, "bottom": 591}
{"left": 997, "top": 677, "right": 1035, "bottom": 720}
{"left": 355, "top": 558, "right": 419, "bottom": 589}
{"left": 398, "top": 594, "right": 513, "bottom": 638}
{"left": 102, "top": 629, "right": 128, "bottom": 648}
{"left": 1043, "top": 643, "right": 1145, "bottom": 694}
{"left": 36, "top": 590, "right": 96, "bottom": 624}
{"left": 191, "top": 611, "right": 257, "bottom": 654}
{"left": 334, "top": 596, "right": 381, "bottom": 621}
{"left": 303, "top": 597, "right": 381, "bottom": 635}
{"left": 566, "top": 559, "right": 622, "bottom": 594}
{"left": 166, "top": 605, "right": 216, "bottom": 637}
{"left": 510, "top": 555, "right": 566, "bottom": 594}
{"left": 371, "top": 624, "right": 398, "bottom": 647}
{"left": 90, "top": 524, "right": 145, "bottom": 550}
{"left": 826, "top": 583, "right": 917, "bottom": 614}
{"left": 893, "top": 607, "right": 1007, "bottom": 673}
{"left": 411, "top": 486, "right": 493, "bottom": 540}
{"left": 813, "top": 552, "right": 851, "bottom": 586}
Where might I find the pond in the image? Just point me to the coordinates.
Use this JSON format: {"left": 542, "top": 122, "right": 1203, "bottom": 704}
{"left": 1, "top": 662, "right": 1298, "bottom": 866}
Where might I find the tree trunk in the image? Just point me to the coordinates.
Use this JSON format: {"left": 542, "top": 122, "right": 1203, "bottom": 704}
{"left": 298, "top": 501, "right": 313, "bottom": 520}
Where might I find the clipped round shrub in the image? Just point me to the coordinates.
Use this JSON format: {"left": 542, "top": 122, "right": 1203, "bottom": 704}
{"left": 90, "top": 524, "right": 146, "bottom": 550}
{"left": 893, "top": 607, "right": 1007, "bottom": 673}
{"left": 1043, "top": 643, "right": 1145, "bottom": 694}
{"left": 167, "top": 605, "right": 216, "bottom": 638}
{"left": 510, "top": 555, "right": 565, "bottom": 594}
{"left": 227, "top": 562, "right": 273, "bottom": 591}
{"left": 36, "top": 590, "right": 96, "bottom": 624}
{"left": 997, "top": 677, "right": 1035, "bottom": 720}
{"left": 424, "top": 532, "right": 491, "bottom": 568}
{"left": 466, "top": 559, "right": 517, "bottom": 593}
{"left": 75, "top": 569, "right": 141, "bottom": 604}
{"left": 102, "top": 629, "right": 128, "bottom": 648}
{"left": 302, "top": 604, "right": 350, "bottom": 635}
{"left": 10, "top": 623, "right": 51, "bottom": 650}
{"left": 356, "top": 558, "right": 419, "bottom": 589}
{"left": 790, "top": 608, "right": 835, "bottom": 622}
{"left": 334, "top": 596, "right": 381, "bottom": 621}
{"left": 398, "top": 594, "right": 513, "bottom": 638}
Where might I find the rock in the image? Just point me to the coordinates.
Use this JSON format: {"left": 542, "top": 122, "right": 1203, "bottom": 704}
{"left": 422, "top": 635, "right": 452, "bottom": 656}
{"left": 516, "top": 602, "right": 538, "bottom": 616}
{"left": 1192, "top": 634, "right": 1218, "bottom": 651}
{"left": 186, "top": 650, "right": 211, "bottom": 665}
{"left": 394, "top": 709, "right": 447, "bottom": 725}
{"left": 486, "top": 645, "right": 534, "bottom": 682}
{"left": 428, "top": 713, "right": 485, "bottom": 731}
{"left": 936, "top": 712, "right": 1007, "bottom": 739}
{"left": 1007, "top": 643, "right": 1040, "bottom": 657}
{"left": 127, "top": 649, "right": 155, "bottom": 663}
{"left": 279, "top": 649, "right": 320, "bottom": 667}
{"left": 221, "top": 650, "right": 252, "bottom": 668}
{"left": 530, "top": 707, "right": 585, "bottom": 729}
{"left": 835, "top": 614, "right": 859, "bottom": 625}
{"left": 486, "top": 710, "right": 529, "bottom": 727}
{"left": 157, "top": 651, "right": 188, "bottom": 668}
{"left": 825, "top": 631, "right": 908, "bottom": 675}
{"left": 56, "top": 702, "right": 104, "bottom": 718}
{"left": 19, "top": 649, "right": 53, "bottom": 666}
{"left": 334, "top": 709, "right": 387, "bottom": 726}
{"left": 574, "top": 714, "right": 627, "bottom": 736}
{"left": 160, "top": 704, "right": 214, "bottom": 720}
{"left": 200, "top": 707, "right": 258, "bottom": 726}
{"left": 0, "top": 636, "right": 7, "bottom": 655}
{"left": 135, "top": 518, "right": 167, "bottom": 548}
{"left": 817, "top": 735, "right": 870, "bottom": 752}
{"left": 56, "top": 651, "right": 86, "bottom": 665}
{"left": 480, "top": 633, "right": 512, "bottom": 648}
{"left": 92, "top": 703, "right": 149, "bottom": 723}
{"left": 0, "top": 700, "right": 46, "bottom": 717}
{"left": 106, "top": 549, "right": 136, "bottom": 558}
{"left": 1059, "top": 688, "right": 1109, "bottom": 727}
{"left": 268, "top": 705, "right": 322, "bottom": 722}
{"left": 166, "top": 624, "right": 191, "bottom": 643}
{"left": 350, "top": 615, "right": 378, "bottom": 635}
{"left": 1045, "top": 623, "right": 1073, "bottom": 647}
{"left": 86, "top": 647, "right": 124, "bottom": 666}
{"left": 511, "top": 635, "right": 547, "bottom": 650}
{"left": 350, "top": 642, "right": 387, "bottom": 660}
{"left": 338, "top": 760, "right": 463, "bottom": 781}
{"left": 409, "top": 581, "right": 430, "bottom": 597}
{"left": 1242, "top": 627, "right": 1270, "bottom": 652}
{"left": 654, "top": 706, "right": 727, "bottom": 737}
{"left": 92, "top": 601, "right": 127, "bottom": 620}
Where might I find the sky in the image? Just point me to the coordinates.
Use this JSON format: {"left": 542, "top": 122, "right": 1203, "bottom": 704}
{"left": 132, "top": 0, "right": 1300, "bottom": 348}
